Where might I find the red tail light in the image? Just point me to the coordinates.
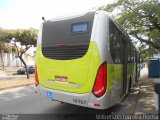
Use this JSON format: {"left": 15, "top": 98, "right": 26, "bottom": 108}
{"left": 93, "top": 63, "right": 107, "bottom": 97}
{"left": 35, "top": 64, "right": 39, "bottom": 86}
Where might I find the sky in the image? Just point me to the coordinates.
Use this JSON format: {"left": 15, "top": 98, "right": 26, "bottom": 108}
{"left": 0, "top": 0, "right": 114, "bottom": 29}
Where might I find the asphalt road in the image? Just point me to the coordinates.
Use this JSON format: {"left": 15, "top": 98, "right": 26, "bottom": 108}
{"left": 0, "top": 85, "right": 120, "bottom": 120}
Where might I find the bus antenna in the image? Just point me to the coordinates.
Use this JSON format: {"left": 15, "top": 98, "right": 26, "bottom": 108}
{"left": 42, "top": 17, "right": 46, "bottom": 21}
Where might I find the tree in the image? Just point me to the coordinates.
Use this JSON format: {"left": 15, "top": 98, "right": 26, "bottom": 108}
{"left": 0, "top": 28, "right": 38, "bottom": 78}
{"left": 0, "top": 29, "right": 14, "bottom": 69}
{"left": 99, "top": 0, "right": 160, "bottom": 58}
{"left": 11, "top": 28, "right": 38, "bottom": 79}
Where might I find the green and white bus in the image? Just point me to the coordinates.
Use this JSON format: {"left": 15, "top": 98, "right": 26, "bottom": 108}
{"left": 35, "top": 11, "right": 140, "bottom": 109}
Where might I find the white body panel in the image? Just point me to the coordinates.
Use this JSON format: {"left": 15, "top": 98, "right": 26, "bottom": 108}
{"left": 37, "top": 24, "right": 43, "bottom": 45}
{"left": 37, "top": 85, "right": 110, "bottom": 109}
{"left": 92, "top": 11, "right": 121, "bottom": 107}
{"left": 91, "top": 11, "right": 113, "bottom": 64}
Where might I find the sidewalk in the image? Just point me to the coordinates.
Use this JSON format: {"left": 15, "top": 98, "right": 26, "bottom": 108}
{"left": 111, "top": 67, "right": 158, "bottom": 115}
{"left": 135, "top": 77, "right": 158, "bottom": 114}
{"left": 0, "top": 70, "right": 7, "bottom": 77}
{"left": 0, "top": 67, "right": 34, "bottom": 90}
{"left": 0, "top": 77, "right": 34, "bottom": 90}
{"left": 135, "top": 67, "right": 158, "bottom": 114}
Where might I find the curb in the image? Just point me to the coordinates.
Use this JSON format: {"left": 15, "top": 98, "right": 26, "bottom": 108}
{"left": 0, "top": 83, "right": 34, "bottom": 91}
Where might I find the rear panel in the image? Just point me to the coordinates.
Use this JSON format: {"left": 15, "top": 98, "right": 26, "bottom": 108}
{"left": 36, "top": 12, "right": 103, "bottom": 94}
{"left": 42, "top": 12, "right": 94, "bottom": 60}
{"left": 36, "top": 41, "right": 101, "bottom": 94}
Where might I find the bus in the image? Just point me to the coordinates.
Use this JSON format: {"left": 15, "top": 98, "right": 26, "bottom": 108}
{"left": 35, "top": 11, "right": 140, "bottom": 109}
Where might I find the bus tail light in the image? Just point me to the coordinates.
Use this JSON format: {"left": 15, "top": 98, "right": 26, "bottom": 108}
{"left": 92, "top": 63, "right": 107, "bottom": 97}
{"left": 35, "top": 64, "right": 39, "bottom": 86}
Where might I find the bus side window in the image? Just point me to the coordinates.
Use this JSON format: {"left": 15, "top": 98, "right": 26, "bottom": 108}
{"left": 133, "top": 49, "right": 136, "bottom": 63}
{"left": 127, "top": 44, "right": 131, "bottom": 63}
{"left": 131, "top": 46, "right": 134, "bottom": 63}
{"left": 109, "top": 20, "right": 121, "bottom": 64}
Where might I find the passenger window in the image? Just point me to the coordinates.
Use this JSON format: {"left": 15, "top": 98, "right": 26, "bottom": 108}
{"left": 109, "top": 20, "right": 122, "bottom": 64}
{"left": 132, "top": 48, "right": 136, "bottom": 63}
{"left": 130, "top": 46, "right": 135, "bottom": 63}
{"left": 127, "top": 44, "right": 131, "bottom": 63}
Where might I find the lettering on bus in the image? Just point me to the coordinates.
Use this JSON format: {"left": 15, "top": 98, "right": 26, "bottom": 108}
{"left": 73, "top": 98, "right": 87, "bottom": 105}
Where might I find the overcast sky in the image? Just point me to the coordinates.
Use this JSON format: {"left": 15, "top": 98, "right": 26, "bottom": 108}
{"left": 0, "top": 0, "right": 114, "bottom": 29}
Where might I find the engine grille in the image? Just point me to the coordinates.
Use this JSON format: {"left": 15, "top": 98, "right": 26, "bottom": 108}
{"left": 42, "top": 45, "right": 89, "bottom": 60}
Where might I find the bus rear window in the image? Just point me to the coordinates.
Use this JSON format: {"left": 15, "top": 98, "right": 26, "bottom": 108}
{"left": 71, "top": 22, "right": 88, "bottom": 33}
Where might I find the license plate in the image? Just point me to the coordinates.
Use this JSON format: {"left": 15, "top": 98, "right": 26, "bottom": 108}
{"left": 55, "top": 75, "right": 68, "bottom": 84}
{"left": 47, "top": 91, "right": 52, "bottom": 98}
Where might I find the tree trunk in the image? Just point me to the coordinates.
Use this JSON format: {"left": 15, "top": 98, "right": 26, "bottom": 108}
{"left": 19, "top": 56, "right": 29, "bottom": 79}
{"left": 0, "top": 51, "right": 4, "bottom": 70}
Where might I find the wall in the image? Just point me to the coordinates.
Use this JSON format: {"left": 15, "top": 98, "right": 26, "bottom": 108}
{"left": 0, "top": 52, "right": 35, "bottom": 67}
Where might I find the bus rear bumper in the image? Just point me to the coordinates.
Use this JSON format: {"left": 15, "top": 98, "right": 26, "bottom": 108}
{"left": 36, "top": 85, "right": 110, "bottom": 109}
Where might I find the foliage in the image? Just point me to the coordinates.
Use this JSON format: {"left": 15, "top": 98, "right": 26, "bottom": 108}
{"left": 13, "top": 28, "right": 38, "bottom": 79}
{"left": 0, "top": 29, "right": 15, "bottom": 69}
{"left": 99, "top": 0, "right": 160, "bottom": 59}
{"left": 14, "top": 28, "right": 37, "bottom": 46}
{"left": 13, "top": 28, "right": 38, "bottom": 57}
{"left": 0, "top": 28, "right": 38, "bottom": 78}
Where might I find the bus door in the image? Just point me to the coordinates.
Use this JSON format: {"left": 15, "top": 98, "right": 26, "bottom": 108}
{"left": 121, "top": 37, "right": 128, "bottom": 98}
{"left": 135, "top": 52, "right": 138, "bottom": 83}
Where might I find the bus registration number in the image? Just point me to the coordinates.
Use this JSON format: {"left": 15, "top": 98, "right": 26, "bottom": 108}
{"left": 55, "top": 75, "right": 68, "bottom": 84}
{"left": 73, "top": 98, "right": 87, "bottom": 105}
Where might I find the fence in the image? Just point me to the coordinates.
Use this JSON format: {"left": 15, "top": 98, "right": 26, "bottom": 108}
{"left": 0, "top": 52, "right": 35, "bottom": 67}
